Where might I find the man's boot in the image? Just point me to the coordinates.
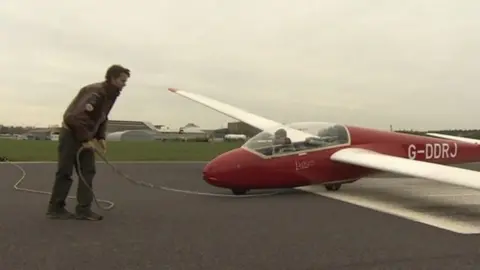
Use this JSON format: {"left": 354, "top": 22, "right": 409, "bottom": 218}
{"left": 75, "top": 205, "right": 103, "bottom": 221}
{"left": 46, "top": 201, "right": 75, "bottom": 219}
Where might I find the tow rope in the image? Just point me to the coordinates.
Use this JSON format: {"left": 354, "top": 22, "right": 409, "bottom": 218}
{"left": 1, "top": 146, "right": 281, "bottom": 212}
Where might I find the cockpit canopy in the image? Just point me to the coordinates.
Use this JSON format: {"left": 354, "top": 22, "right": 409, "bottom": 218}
{"left": 242, "top": 122, "right": 350, "bottom": 157}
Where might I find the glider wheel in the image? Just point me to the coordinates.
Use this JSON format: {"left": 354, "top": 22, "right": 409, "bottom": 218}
{"left": 231, "top": 189, "right": 248, "bottom": 195}
{"left": 324, "top": 183, "right": 341, "bottom": 191}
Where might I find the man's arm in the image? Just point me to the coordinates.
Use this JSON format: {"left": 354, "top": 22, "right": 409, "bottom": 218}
{"left": 94, "top": 118, "right": 108, "bottom": 140}
{"left": 64, "top": 114, "right": 90, "bottom": 143}
{"left": 64, "top": 90, "right": 102, "bottom": 143}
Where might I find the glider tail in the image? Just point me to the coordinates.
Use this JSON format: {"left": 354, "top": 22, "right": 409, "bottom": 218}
{"left": 426, "top": 133, "right": 480, "bottom": 145}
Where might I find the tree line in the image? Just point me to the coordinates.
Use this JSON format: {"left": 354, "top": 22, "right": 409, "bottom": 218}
{"left": 3, "top": 123, "right": 480, "bottom": 139}
{"left": 0, "top": 125, "right": 36, "bottom": 135}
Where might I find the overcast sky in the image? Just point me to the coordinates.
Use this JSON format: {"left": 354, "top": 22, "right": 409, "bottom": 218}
{"left": 1, "top": 0, "right": 479, "bottom": 130}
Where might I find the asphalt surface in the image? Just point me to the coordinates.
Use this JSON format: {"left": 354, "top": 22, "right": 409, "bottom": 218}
{"left": 1, "top": 162, "right": 480, "bottom": 270}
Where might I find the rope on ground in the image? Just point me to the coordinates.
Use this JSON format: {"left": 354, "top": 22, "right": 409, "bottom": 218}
{"left": 0, "top": 147, "right": 282, "bottom": 212}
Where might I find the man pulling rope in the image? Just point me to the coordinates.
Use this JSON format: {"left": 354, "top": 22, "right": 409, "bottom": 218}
{"left": 46, "top": 65, "right": 130, "bottom": 221}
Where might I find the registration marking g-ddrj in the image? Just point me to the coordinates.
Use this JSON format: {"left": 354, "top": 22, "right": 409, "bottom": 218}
{"left": 408, "top": 142, "right": 458, "bottom": 160}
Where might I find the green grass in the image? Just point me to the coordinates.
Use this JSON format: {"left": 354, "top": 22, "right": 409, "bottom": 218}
{"left": 0, "top": 139, "right": 243, "bottom": 161}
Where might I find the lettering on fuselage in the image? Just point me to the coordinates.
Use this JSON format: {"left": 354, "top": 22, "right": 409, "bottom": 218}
{"left": 407, "top": 142, "right": 457, "bottom": 160}
{"left": 295, "top": 159, "right": 315, "bottom": 171}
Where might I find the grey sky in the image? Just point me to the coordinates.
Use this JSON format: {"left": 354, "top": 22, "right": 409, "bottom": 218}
{"left": 1, "top": 0, "right": 479, "bottom": 130}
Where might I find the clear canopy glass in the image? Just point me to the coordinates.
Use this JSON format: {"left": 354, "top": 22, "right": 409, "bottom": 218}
{"left": 242, "top": 122, "right": 350, "bottom": 157}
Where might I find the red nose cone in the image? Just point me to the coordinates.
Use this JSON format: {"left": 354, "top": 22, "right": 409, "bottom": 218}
{"left": 203, "top": 151, "right": 234, "bottom": 187}
{"left": 203, "top": 158, "right": 221, "bottom": 184}
{"left": 202, "top": 148, "right": 255, "bottom": 188}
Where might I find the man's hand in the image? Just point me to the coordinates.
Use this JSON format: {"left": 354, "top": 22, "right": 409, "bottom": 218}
{"left": 81, "top": 140, "right": 106, "bottom": 154}
{"left": 82, "top": 140, "right": 97, "bottom": 150}
{"left": 98, "top": 139, "right": 107, "bottom": 154}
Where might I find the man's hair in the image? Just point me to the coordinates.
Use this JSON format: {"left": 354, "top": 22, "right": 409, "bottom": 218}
{"left": 105, "top": 65, "right": 130, "bottom": 81}
{"left": 274, "top": 128, "right": 287, "bottom": 137}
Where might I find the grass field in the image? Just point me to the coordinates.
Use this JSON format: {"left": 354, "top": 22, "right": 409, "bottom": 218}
{"left": 0, "top": 139, "right": 243, "bottom": 161}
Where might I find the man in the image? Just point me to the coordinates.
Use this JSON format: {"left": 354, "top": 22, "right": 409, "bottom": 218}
{"left": 46, "top": 65, "right": 130, "bottom": 221}
{"left": 273, "top": 128, "right": 292, "bottom": 145}
{"left": 272, "top": 128, "right": 294, "bottom": 154}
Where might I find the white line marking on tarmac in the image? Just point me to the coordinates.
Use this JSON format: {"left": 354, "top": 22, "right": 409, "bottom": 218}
{"left": 298, "top": 178, "right": 480, "bottom": 234}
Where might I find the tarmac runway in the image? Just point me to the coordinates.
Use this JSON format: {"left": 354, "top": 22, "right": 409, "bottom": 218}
{"left": 1, "top": 161, "right": 480, "bottom": 269}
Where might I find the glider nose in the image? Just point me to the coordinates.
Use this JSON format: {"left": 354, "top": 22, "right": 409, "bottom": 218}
{"left": 203, "top": 152, "right": 232, "bottom": 187}
{"left": 203, "top": 159, "right": 220, "bottom": 184}
{"left": 202, "top": 148, "right": 248, "bottom": 188}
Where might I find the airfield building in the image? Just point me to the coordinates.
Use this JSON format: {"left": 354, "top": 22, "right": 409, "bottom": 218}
{"left": 24, "top": 128, "right": 52, "bottom": 140}
{"left": 227, "top": 121, "right": 261, "bottom": 137}
{"left": 106, "top": 130, "right": 156, "bottom": 141}
{"left": 106, "top": 120, "right": 156, "bottom": 133}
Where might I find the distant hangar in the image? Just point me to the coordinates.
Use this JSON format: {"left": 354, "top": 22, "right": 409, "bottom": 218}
{"left": 105, "top": 120, "right": 211, "bottom": 141}
{"left": 106, "top": 130, "right": 156, "bottom": 141}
